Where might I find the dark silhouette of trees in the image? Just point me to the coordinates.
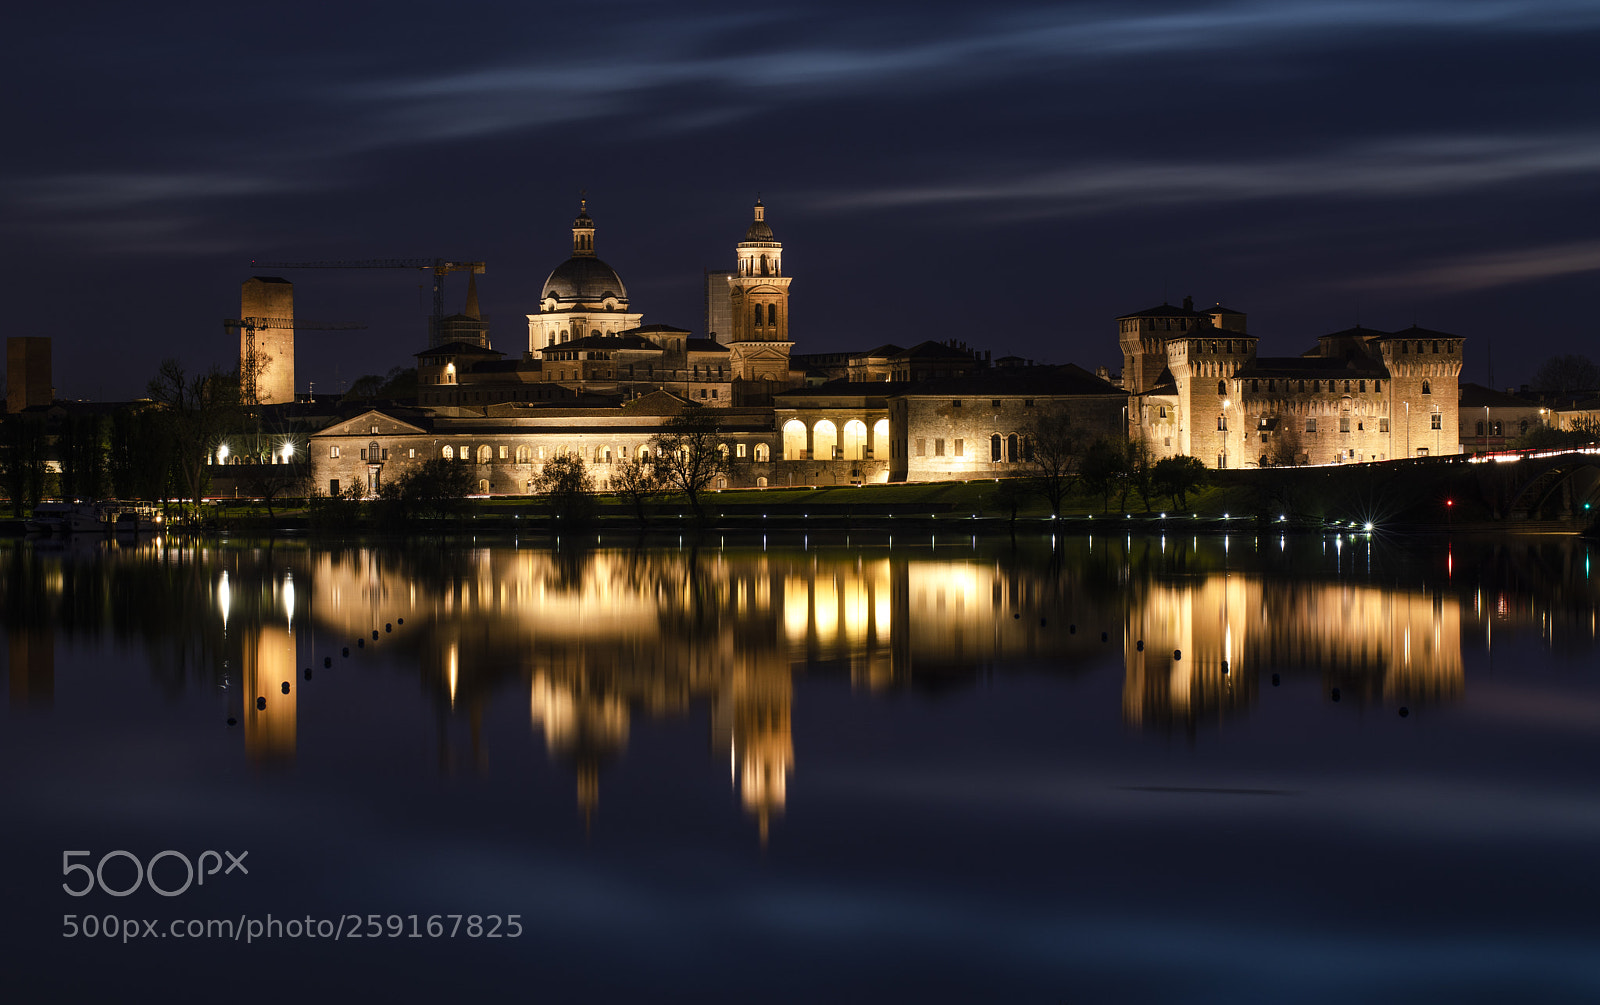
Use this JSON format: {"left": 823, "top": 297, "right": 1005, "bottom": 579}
{"left": 1531, "top": 354, "right": 1600, "bottom": 398}
{"left": 1025, "top": 410, "right": 1080, "bottom": 516}
{"left": 1153, "top": 456, "right": 1208, "bottom": 509}
{"left": 532, "top": 452, "right": 596, "bottom": 525}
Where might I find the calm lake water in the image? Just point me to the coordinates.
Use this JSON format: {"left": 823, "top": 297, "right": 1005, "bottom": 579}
{"left": 4, "top": 530, "right": 1600, "bottom": 1003}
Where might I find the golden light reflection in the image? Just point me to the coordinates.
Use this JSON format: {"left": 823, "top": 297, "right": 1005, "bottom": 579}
{"left": 242, "top": 624, "right": 296, "bottom": 763}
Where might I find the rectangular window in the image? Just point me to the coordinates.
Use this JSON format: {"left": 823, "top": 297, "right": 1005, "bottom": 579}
{"left": 1380, "top": 418, "right": 1390, "bottom": 432}
{"left": 408, "top": 448, "right": 416, "bottom": 458}
{"left": 381, "top": 449, "right": 389, "bottom": 461}
{"left": 330, "top": 446, "right": 340, "bottom": 458}
{"left": 736, "top": 443, "right": 747, "bottom": 458}
{"left": 952, "top": 400, "right": 962, "bottom": 408}
{"left": 1431, "top": 413, "right": 1443, "bottom": 430}
{"left": 1217, "top": 416, "right": 1227, "bottom": 431}
{"left": 499, "top": 445, "right": 509, "bottom": 459}
{"left": 916, "top": 438, "right": 926, "bottom": 456}
{"left": 934, "top": 438, "right": 945, "bottom": 456}
{"left": 1339, "top": 416, "right": 1351, "bottom": 433}
{"left": 370, "top": 425, "right": 379, "bottom": 434}
{"left": 359, "top": 448, "right": 367, "bottom": 460}
{"left": 992, "top": 400, "right": 1001, "bottom": 408}
{"left": 329, "top": 479, "right": 340, "bottom": 494}
{"left": 954, "top": 439, "right": 964, "bottom": 457}
{"left": 1305, "top": 418, "right": 1317, "bottom": 433}
{"left": 1024, "top": 399, "right": 1034, "bottom": 407}
{"left": 1164, "top": 437, "right": 1171, "bottom": 447}
{"left": 711, "top": 389, "right": 718, "bottom": 399}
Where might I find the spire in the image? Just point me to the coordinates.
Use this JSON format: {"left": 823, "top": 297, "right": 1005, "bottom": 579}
{"left": 572, "top": 194, "right": 595, "bottom": 258}
{"left": 463, "top": 272, "right": 480, "bottom": 319}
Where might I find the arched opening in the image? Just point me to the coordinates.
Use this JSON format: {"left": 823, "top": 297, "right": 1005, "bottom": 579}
{"left": 754, "top": 443, "right": 770, "bottom": 462}
{"left": 990, "top": 434, "right": 1002, "bottom": 462}
{"left": 1006, "top": 433, "right": 1019, "bottom": 462}
{"left": 476, "top": 444, "right": 491, "bottom": 463}
{"left": 756, "top": 476, "right": 768, "bottom": 487}
{"left": 842, "top": 420, "right": 868, "bottom": 460}
{"left": 1422, "top": 380, "right": 1432, "bottom": 395}
{"left": 768, "top": 303, "right": 777, "bottom": 326}
{"left": 478, "top": 479, "right": 490, "bottom": 494}
{"left": 754, "top": 305, "right": 763, "bottom": 328}
{"left": 814, "top": 419, "right": 838, "bottom": 460}
{"left": 872, "top": 418, "right": 889, "bottom": 459}
{"left": 1218, "top": 380, "right": 1226, "bottom": 395}
{"left": 516, "top": 445, "right": 531, "bottom": 463}
{"left": 637, "top": 444, "right": 651, "bottom": 460}
{"left": 782, "top": 420, "right": 807, "bottom": 460}
{"left": 442, "top": 445, "right": 454, "bottom": 460}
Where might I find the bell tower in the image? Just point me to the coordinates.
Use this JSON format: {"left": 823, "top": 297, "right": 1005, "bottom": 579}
{"left": 727, "top": 200, "right": 794, "bottom": 388}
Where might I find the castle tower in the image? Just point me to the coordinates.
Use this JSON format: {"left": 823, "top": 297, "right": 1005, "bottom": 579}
{"left": 241, "top": 277, "right": 294, "bottom": 405}
{"left": 726, "top": 200, "right": 794, "bottom": 388}
{"left": 1376, "top": 327, "right": 1465, "bottom": 459}
{"left": 1167, "top": 320, "right": 1257, "bottom": 467}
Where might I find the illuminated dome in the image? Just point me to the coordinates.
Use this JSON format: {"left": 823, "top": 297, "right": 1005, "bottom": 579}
{"left": 542, "top": 256, "right": 628, "bottom": 303}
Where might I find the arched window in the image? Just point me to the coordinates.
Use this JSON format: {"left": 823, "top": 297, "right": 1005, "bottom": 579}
{"left": 476, "top": 444, "right": 491, "bottom": 463}
{"left": 768, "top": 303, "right": 777, "bottom": 326}
{"left": 990, "top": 434, "right": 1002, "bottom": 462}
{"left": 814, "top": 419, "right": 838, "bottom": 460}
{"left": 872, "top": 419, "right": 889, "bottom": 459}
{"left": 1422, "top": 380, "right": 1431, "bottom": 395}
{"left": 637, "top": 444, "right": 651, "bottom": 460}
{"left": 1022, "top": 435, "right": 1034, "bottom": 461}
{"left": 515, "top": 445, "right": 531, "bottom": 463}
{"left": 1476, "top": 421, "right": 1485, "bottom": 435}
{"left": 478, "top": 479, "right": 490, "bottom": 494}
{"left": 1218, "top": 380, "right": 1227, "bottom": 395}
{"left": 754, "top": 443, "right": 770, "bottom": 462}
{"left": 842, "top": 420, "right": 868, "bottom": 460}
{"left": 759, "top": 254, "right": 768, "bottom": 276}
{"left": 716, "top": 477, "right": 727, "bottom": 489}
{"left": 1520, "top": 420, "right": 1529, "bottom": 434}
{"left": 783, "top": 420, "right": 808, "bottom": 460}
{"left": 1217, "top": 415, "right": 1227, "bottom": 431}
{"left": 441, "top": 445, "right": 454, "bottom": 460}
{"left": 717, "top": 443, "right": 730, "bottom": 460}
{"left": 1006, "top": 434, "right": 1019, "bottom": 462}
{"left": 754, "top": 305, "right": 763, "bottom": 328}
{"left": 756, "top": 476, "right": 768, "bottom": 487}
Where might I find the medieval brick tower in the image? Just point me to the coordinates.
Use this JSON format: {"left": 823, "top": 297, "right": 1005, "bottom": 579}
{"left": 726, "top": 200, "right": 794, "bottom": 391}
{"left": 240, "top": 277, "right": 295, "bottom": 405}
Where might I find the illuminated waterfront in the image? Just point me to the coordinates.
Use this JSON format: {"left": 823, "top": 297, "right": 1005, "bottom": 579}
{"left": 5, "top": 532, "right": 1600, "bottom": 1001}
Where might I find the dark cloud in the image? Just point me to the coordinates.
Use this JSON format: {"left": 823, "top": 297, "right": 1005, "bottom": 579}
{"left": 4, "top": 0, "right": 1598, "bottom": 396}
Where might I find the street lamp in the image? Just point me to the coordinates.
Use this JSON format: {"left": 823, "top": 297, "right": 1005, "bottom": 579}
{"left": 217, "top": 443, "right": 229, "bottom": 465}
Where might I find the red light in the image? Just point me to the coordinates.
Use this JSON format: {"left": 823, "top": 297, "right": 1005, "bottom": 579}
{"left": 1446, "top": 499, "right": 1454, "bottom": 507}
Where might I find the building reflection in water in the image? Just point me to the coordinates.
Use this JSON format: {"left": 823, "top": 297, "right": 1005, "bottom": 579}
{"left": 24, "top": 534, "right": 1547, "bottom": 832}
{"left": 1124, "top": 576, "right": 1464, "bottom": 731}
{"left": 7, "top": 629, "right": 53, "bottom": 709}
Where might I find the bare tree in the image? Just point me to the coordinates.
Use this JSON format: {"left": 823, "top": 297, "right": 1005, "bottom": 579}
{"left": 1267, "top": 421, "right": 1304, "bottom": 467}
{"left": 146, "top": 359, "right": 243, "bottom": 513}
{"left": 649, "top": 409, "right": 729, "bottom": 519}
{"left": 1025, "top": 410, "right": 1081, "bottom": 516}
{"left": 611, "top": 457, "right": 662, "bottom": 525}
{"left": 532, "top": 452, "right": 596, "bottom": 525}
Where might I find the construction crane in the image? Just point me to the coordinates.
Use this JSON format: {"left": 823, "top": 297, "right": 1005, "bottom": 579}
{"left": 224, "top": 316, "right": 368, "bottom": 407}
{"left": 248, "top": 258, "right": 486, "bottom": 343}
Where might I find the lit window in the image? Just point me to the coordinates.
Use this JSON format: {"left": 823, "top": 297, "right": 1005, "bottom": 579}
{"left": 1431, "top": 413, "right": 1443, "bottom": 430}
{"left": 330, "top": 446, "right": 341, "bottom": 458}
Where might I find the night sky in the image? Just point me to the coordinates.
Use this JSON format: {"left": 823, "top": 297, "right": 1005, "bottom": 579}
{"left": 8, "top": 1, "right": 1599, "bottom": 400}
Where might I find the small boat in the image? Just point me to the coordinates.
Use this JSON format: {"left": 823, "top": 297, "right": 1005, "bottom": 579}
{"left": 27, "top": 501, "right": 112, "bottom": 535}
